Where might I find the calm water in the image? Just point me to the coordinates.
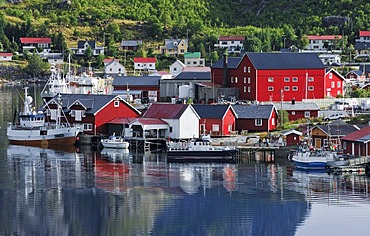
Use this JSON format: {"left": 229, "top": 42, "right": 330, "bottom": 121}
{"left": 0, "top": 85, "right": 370, "bottom": 236}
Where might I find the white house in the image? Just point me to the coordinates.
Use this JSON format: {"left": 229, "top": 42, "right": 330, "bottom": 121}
{"left": 0, "top": 52, "right": 13, "bottom": 61}
{"left": 184, "top": 52, "right": 205, "bottom": 67}
{"left": 355, "top": 30, "right": 370, "bottom": 59}
{"left": 104, "top": 59, "right": 126, "bottom": 76}
{"left": 170, "top": 60, "right": 186, "bottom": 77}
{"left": 142, "top": 103, "right": 200, "bottom": 139}
{"left": 70, "top": 40, "right": 104, "bottom": 56}
{"left": 319, "top": 54, "right": 341, "bottom": 66}
{"left": 305, "top": 35, "right": 342, "bottom": 52}
{"left": 214, "top": 36, "right": 245, "bottom": 54}
{"left": 133, "top": 57, "right": 156, "bottom": 72}
{"left": 20, "top": 37, "right": 51, "bottom": 54}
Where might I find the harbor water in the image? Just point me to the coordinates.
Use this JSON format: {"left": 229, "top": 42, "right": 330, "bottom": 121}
{"left": 0, "top": 84, "right": 369, "bottom": 235}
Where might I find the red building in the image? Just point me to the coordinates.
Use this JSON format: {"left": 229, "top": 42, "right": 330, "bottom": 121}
{"left": 46, "top": 94, "right": 141, "bottom": 135}
{"left": 192, "top": 104, "right": 237, "bottom": 136}
{"left": 211, "top": 53, "right": 328, "bottom": 102}
{"left": 341, "top": 126, "right": 370, "bottom": 156}
{"left": 274, "top": 101, "right": 320, "bottom": 121}
{"left": 282, "top": 130, "right": 302, "bottom": 146}
{"left": 325, "top": 68, "right": 345, "bottom": 97}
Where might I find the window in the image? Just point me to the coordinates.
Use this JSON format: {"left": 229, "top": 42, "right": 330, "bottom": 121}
{"left": 228, "top": 124, "right": 232, "bottom": 132}
{"left": 169, "top": 127, "right": 173, "bottom": 132}
{"left": 255, "top": 119, "right": 262, "bottom": 126}
{"left": 291, "top": 111, "right": 296, "bottom": 115}
{"left": 174, "top": 68, "right": 177, "bottom": 71}
{"left": 83, "top": 123, "right": 92, "bottom": 131}
{"left": 212, "top": 124, "right": 220, "bottom": 132}
{"left": 244, "top": 77, "right": 246, "bottom": 83}
{"left": 304, "top": 111, "right": 310, "bottom": 118}
{"left": 331, "top": 82, "right": 335, "bottom": 88}
{"left": 308, "top": 86, "right": 314, "bottom": 91}
{"left": 343, "top": 141, "right": 347, "bottom": 149}
{"left": 248, "top": 67, "right": 251, "bottom": 73}
{"left": 329, "top": 73, "right": 333, "bottom": 79}
{"left": 114, "top": 100, "right": 120, "bottom": 107}
{"left": 75, "top": 111, "right": 82, "bottom": 121}
{"left": 231, "top": 77, "right": 234, "bottom": 83}
{"left": 284, "top": 77, "right": 290, "bottom": 82}
{"left": 248, "top": 77, "right": 251, "bottom": 83}
{"left": 235, "top": 77, "right": 238, "bottom": 83}
{"left": 268, "top": 77, "right": 274, "bottom": 82}
{"left": 308, "top": 77, "right": 314, "bottom": 82}
{"left": 268, "top": 86, "right": 274, "bottom": 91}
{"left": 244, "top": 86, "right": 246, "bottom": 93}
{"left": 244, "top": 66, "right": 246, "bottom": 73}
{"left": 248, "top": 86, "right": 251, "bottom": 93}
{"left": 272, "top": 118, "right": 275, "bottom": 126}
{"left": 323, "top": 139, "right": 328, "bottom": 147}
{"left": 292, "top": 77, "right": 298, "bottom": 82}
{"left": 292, "top": 86, "right": 298, "bottom": 91}
{"left": 337, "top": 82, "right": 341, "bottom": 88}
{"left": 284, "top": 86, "right": 290, "bottom": 91}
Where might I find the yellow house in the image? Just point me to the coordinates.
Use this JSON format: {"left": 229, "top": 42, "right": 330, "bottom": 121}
{"left": 160, "top": 39, "right": 188, "bottom": 56}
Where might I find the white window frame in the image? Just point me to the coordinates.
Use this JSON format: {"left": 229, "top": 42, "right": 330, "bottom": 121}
{"left": 268, "top": 77, "right": 274, "bottom": 82}
{"left": 248, "top": 86, "right": 251, "bottom": 93}
{"left": 268, "top": 86, "right": 274, "bottom": 91}
{"left": 308, "top": 77, "right": 314, "bottom": 82}
{"left": 114, "top": 100, "right": 120, "bottom": 107}
{"left": 212, "top": 124, "right": 220, "bottom": 132}
{"left": 292, "top": 86, "right": 298, "bottom": 91}
{"left": 255, "top": 119, "right": 262, "bottom": 126}
{"left": 284, "top": 77, "right": 290, "bottom": 82}
{"left": 244, "top": 77, "right": 246, "bottom": 83}
{"left": 337, "top": 81, "right": 341, "bottom": 88}
{"left": 292, "top": 77, "right": 298, "bottom": 82}
{"left": 304, "top": 111, "right": 310, "bottom": 118}
{"left": 248, "top": 77, "right": 251, "bottom": 83}
{"left": 83, "top": 123, "right": 93, "bottom": 131}
{"left": 308, "top": 86, "right": 314, "bottom": 91}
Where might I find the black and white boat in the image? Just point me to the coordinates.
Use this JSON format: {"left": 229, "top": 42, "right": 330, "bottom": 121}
{"left": 167, "top": 136, "right": 238, "bottom": 163}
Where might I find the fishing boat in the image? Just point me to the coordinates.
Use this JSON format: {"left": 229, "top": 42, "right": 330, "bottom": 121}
{"left": 100, "top": 133, "right": 130, "bottom": 149}
{"left": 291, "top": 146, "right": 337, "bottom": 170}
{"left": 41, "top": 64, "right": 72, "bottom": 102}
{"left": 167, "top": 136, "right": 238, "bottom": 163}
{"left": 7, "top": 87, "right": 80, "bottom": 148}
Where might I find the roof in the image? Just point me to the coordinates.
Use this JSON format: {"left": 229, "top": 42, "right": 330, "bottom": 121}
{"left": 211, "top": 53, "right": 325, "bottom": 70}
{"left": 134, "top": 57, "right": 156, "bottom": 63}
{"left": 182, "top": 67, "right": 211, "bottom": 72}
{"left": 346, "top": 70, "right": 363, "bottom": 77}
{"left": 355, "top": 42, "right": 370, "bottom": 50}
{"left": 20, "top": 37, "right": 51, "bottom": 44}
{"left": 164, "top": 39, "right": 188, "bottom": 50}
{"left": 325, "top": 68, "right": 346, "bottom": 81}
{"left": 319, "top": 54, "right": 341, "bottom": 59}
{"left": 107, "top": 117, "right": 136, "bottom": 125}
{"left": 282, "top": 129, "right": 302, "bottom": 136}
{"left": 192, "top": 104, "right": 235, "bottom": 119}
{"left": 112, "top": 76, "right": 161, "bottom": 87}
{"left": 77, "top": 40, "right": 96, "bottom": 49}
{"left": 184, "top": 52, "right": 201, "bottom": 58}
{"left": 48, "top": 94, "right": 139, "bottom": 115}
{"left": 0, "top": 52, "right": 13, "bottom": 56}
{"left": 104, "top": 58, "right": 119, "bottom": 63}
{"left": 219, "top": 36, "right": 245, "bottom": 41}
{"left": 274, "top": 102, "right": 320, "bottom": 111}
{"left": 120, "top": 40, "right": 143, "bottom": 47}
{"left": 359, "top": 31, "right": 370, "bottom": 37}
{"left": 232, "top": 104, "right": 275, "bottom": 119}
{"left": 143, "top": 103, "right": 189, "bottom": 119}
{"left": 341, "top": 126, "right": 370, "bottom": 143}
{"left": 174, "top": 71, "right": 211, "bottom": 80}
{"left": 314, "top": 120, "right": 359, "bottom": 136}
{"left": 132, "top": 118, "right": 168, "bottom": 125}
{"left": 307, "top": 35, "right": 342, "bottom": 40}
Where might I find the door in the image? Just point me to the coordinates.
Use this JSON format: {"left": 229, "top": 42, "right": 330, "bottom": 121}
{"left": 315, "top": 138, "right": 322, "bottom": 149}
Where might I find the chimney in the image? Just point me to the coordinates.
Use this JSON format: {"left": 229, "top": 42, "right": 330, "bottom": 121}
{"left": 222, "top": 53, "right": 229, "bottom": 87}
{"left": 291, "top": 98, "right": 295, "bottom": 105}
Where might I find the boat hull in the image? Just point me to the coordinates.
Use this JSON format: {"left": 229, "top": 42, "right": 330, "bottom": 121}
{"left": 101, "top": 142, "right": 129, "bottom": 149}
{"left": 292, "top": 160, "right": 328, "bottom": 170}
{"left": 167, "top": 150, "right": 237, "bottom": 163}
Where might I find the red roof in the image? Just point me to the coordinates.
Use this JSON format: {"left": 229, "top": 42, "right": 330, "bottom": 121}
{"left": 0, "top": 52, "right": 13, "bottom": 56}
{"left": 143, "top": 103, "right": 188, "bottom": 119}
{"left": 104, "top": 58, "right": 119, "bottom": 63}
{"left": 359, "top": 31, "right": 370, "bottom": 37}
{"left": 134, "top": 118, "right": 168, "bottom": 125}
{"left": 219, "top": 36, "right": 245, "bottom": 41}
{"left": 307, "top": 35, "right": 342, "bottom": 40}
{"left": 341, "top": 126, "right": 370, "bottom": 142}
{"left": 107, "top": 117, "right": 136, "bottom": 125}
{"left": 20, "top": 37, "right": 51, "bottom": 44}
{"left": 134, "top": 57, "right": 156, "bottom": 63}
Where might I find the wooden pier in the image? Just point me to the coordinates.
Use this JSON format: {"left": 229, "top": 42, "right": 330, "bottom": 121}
{"left": 235, "top": 146, "right": 279, "bottom": 163}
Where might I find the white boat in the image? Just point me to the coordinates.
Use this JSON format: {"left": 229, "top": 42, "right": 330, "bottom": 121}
{"left": 291, "top": 146, "right": 337, "bottom": 170}
{"left": 100, "top": 133, "right": 130, "bottom": 149}
{"left": 41, "top": 65, "right": 72, "bottom": 101}
{"left": 7, "top": 87, "right": 80, "bottom": 148}
{"left": 167, "top": 136, "right": 238, "bottom": 163}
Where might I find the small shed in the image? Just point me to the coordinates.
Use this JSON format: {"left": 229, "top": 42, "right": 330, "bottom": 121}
{"left": 282, "top": 130, "right": 302, "bottom": 146}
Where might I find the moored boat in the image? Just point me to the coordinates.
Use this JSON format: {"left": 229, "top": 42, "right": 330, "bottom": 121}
{"left": 7, "top": 87, "right": 80, "bottom": 148}
{"left": 100, "top": 133, "right": 130, "bottom": 149}
{"left": 167, "top": 136, "right": 238, "bottom": 163}
{"left": 291, "top": 146, "right": 337, "bottom": 170}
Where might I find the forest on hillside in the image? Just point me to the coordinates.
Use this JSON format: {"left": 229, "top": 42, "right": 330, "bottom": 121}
{"left": 0, "top": 0, "right": 369, "bottom": 69}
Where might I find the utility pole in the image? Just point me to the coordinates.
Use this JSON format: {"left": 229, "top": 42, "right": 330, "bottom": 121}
{"left": 280, "top": 89, "right": 284, "bottom": 128}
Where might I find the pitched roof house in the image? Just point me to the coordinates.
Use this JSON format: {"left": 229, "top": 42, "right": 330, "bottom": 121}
{"left": 160, "top": 39, "right": 188, "bottom": 56}
{"left": 192, "top": 104, "right": 237, "bottom": 136}
{"left": 214, "top": 36, "right": 245, "bottom": 54}
{"left": 120, "top": 40, "right": 143, "bottom": 50}
{"left": 184, "top": 52, "right": 205, "bottom": 67}
{"left": 142, "top": 103, "right": 200, "bottom": 139}
{"left": 104, "top": 59, "right": 126, "bottom": 76}
{"left": 355, "top": 30, "right": 370, "bottom": 59}
{"left": 170, "top": 60, "right": 186, "bottom": 77}
{"left": 305, "top": 35, "right": 343, "bottom": 52}
{"left": 274, "top": 101, "right": 320, "bottom": 121}
{"left": 311, "top": 120, "right": 360, "bottom": 149}
{"left": 0, "top": 52, "right": 13, "bottom": 61}
{"left": 112, "top": 75, "right": 161, "bottom": 102}
{"left": 325, "top": 68, "right": 346, "bottom": 97}
{"left": 70, "top": 40, "right": 104, "bottom": 56}
{"left": 232, "top": 104, "right": 278, "bottom": 132}
{"left": 211, "top": 53, "right": 326, "bottom": 102}
{"left": 20, "top": 37, "right": 52, "bottom": 53}
{"left": 341, "top": 125, "right": 370, "bottom": 156}
{"left": 133, "top": 57, "right": 156, "bottom": 72}
{"left": 45, "top": 94, "right": 141, "bottom": 135}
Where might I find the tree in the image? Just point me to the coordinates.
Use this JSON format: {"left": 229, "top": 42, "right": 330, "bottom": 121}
{"left": 24, "top": 53, "right": 50, "bottom": 78}
{"left": 84, "top": 45, "right": 93, "bottom": 62}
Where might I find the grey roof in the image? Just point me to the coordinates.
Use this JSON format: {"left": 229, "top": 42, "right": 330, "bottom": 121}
{"left": 232, "top": 104, "right": 274, "bottom": 119}
{"left": 211, "top": 53, "right": 324, "bottom": 70}
{"left": 192, "top": 104, "right": 233, "bottom": 119}
{"left": 165, "top": 39, "right": 188, "bottom": 50}
{"left": 355, "top": 42, "right": 370, "bottom": 50}
{"left": 346, "top": 70, "right": 363, "bottom": 77}
{"left": 120, "top": 40, "right": 143, "bottom": 47}
{"left": 274, "top": 102, "right": 320, "bottom": 111}
{"left": 315, "top": 120, "right": 359, "bottom": 136}
{"left": 174, "top": 71, "right": 211, "bottom": 80}
{"left": 52, "top": 94, "right": 116, "bottom": 114}
{"left": 359, "top": 64, "right": 370, "bottom": 75}
{"left": 77, "top": 40, "right": 96, "bottom": 49}
{"left": 112, "top": 76, "right": 161, "bottom": 86}
{"left": 211, "top": 57, "right": 243, "bottom": 69}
